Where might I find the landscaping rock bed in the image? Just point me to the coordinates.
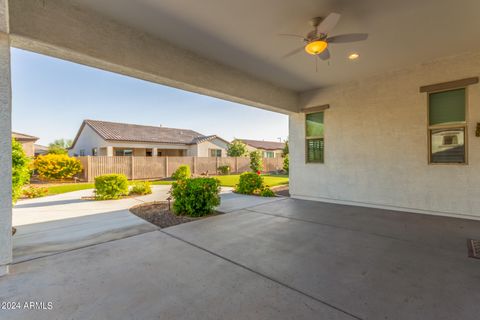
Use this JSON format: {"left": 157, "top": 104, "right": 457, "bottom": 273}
{"left": 130, "top": 201, "right": 219, "bottom": 228}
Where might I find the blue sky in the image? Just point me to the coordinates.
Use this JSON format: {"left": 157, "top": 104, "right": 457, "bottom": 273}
{"left": 11, "top": 48, "right": 288, "bottom": 145}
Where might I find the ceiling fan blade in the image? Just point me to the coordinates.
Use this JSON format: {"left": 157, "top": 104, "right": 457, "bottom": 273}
{"left": 318, "top": 48, "right": 330, "bottom": 61}
{"left": 278, "top": 33, "right": 305, "bottom": 39}
{"left": 327, "top": 33, "right": 368, "bottom": 43}
{"left": 281, "top": 46, "right": 304, "bottom": 59}
{"left": 317, "top": 13, "right": 341, "bottom": 34}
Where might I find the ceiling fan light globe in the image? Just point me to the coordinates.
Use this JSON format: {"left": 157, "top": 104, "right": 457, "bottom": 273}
{"left": 305, "top": 40, "right": 328, "bottom": 55}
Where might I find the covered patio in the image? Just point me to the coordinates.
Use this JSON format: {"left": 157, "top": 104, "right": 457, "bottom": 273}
{"left": 2, "top": 198, "right": 479, "bottom": 319}
{"left": 1, "top": 0, "right": 480, "bottom": 318}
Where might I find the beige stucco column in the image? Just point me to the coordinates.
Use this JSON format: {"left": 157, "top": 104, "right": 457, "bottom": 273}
{"left": 152, "top": 148, "right": 158, "bottom": 156}
{"left": 106, "top": 146, "right": 114, "bottom": 157}
{"left": 0, "top": 1, "right": 12, "bottom": 277}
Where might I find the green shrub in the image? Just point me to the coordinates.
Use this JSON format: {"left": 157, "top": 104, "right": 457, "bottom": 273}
{"left": 171, "top": 178, "right": 220, "bottom": 217}
{"left": 22, "top": 185, "right": 48, "bottom": 198}
{"left": 34, "top": 154, "right": 82, "bottom": 180}
{"left": 235, "top": 172, "right": 263, "bottom": 195}
{"left": 249, "top": 150, "right": 263, "bottom": 173}
{"left": 12, "top": 138, "right": 31, "bottom": 204}
{"left": 217, "top": 165, "right": 230, "bottom": 175}
{"left": 129, "top": 180, "right": 152, "bottom": 196}
{"left": 283, "top": 154, "right": 289, "bottom": 173}
{"left": 259, "top": 188, "right": 275, "bottom": 197}
{"left": 94, "top": 174, "right": 129, "bottom": 200}
{"left": 171, "top": 165, "right": 191, "bottom": 180}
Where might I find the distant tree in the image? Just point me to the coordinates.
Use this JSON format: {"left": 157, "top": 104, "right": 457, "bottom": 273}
{"left": 282, "top": 140, "right": 289, "bottom": 157}
{"left": 48, "top": 139, "right": 72, "bottom": 155}
{"left": 227, "top": 140, "right": 248, "bottom": 157}
{"left": 249, "top": 150, "right": 263, "bottom": 173}
{"left": 12, "top": 138, "right": 31, "bottom": 204}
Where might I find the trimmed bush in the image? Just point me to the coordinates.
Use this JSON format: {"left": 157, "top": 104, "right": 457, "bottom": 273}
{"left": 94, "top": 174, "right": 129, "bottom": 200}
{"left": 259, "top": 188, "right": 275, "bottom": 197}
{"left": 235, "top": 172, "right": 263, "bottom": 195}
{"left": 171, "top": 178, "right": 220, "bottom": 217}
{"left": 129, "top": 180, "right": 152, "bottom": 196}
{"left": 34, "top": 154, "right": 82, "bottom": 180}
{"left": 172, "top": 165, "right": 191, "bottom": 180}
{"left": 249, "top": 150, "right": 263, "bottom": 173}
{"left": 283, "top": 154, "right": 289, "bottom": 173}
{"left": 217, "top": 165, "right": 230, "bottom": 175}
{"left": 12, "top": 138, "right": 31, "bottom": 204}
{"left": 22, "top": 185, "right": 48, "bottom": 199}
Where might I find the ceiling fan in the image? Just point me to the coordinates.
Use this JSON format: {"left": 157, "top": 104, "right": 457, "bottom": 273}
{"left": 280, "top": 13, "right": 368, "bottom": 62}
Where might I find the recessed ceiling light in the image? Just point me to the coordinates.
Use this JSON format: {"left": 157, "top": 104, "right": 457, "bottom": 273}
{"left": 348, "top": 53, "right": 359, "bottom": 60}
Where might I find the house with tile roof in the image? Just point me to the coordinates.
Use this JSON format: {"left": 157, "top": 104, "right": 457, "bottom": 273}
{"left": 236, "top": 139, "right": 286, "bottom": 158}
{"left": 69, "top": 120, "right": 230, "bottom": 157}
{"left": 12, "top": 132, "right": 39, "bottom": 157}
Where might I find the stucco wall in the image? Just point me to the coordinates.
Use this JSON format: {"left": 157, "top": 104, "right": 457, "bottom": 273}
{"left": 19, "top": 141, "right": 35, "bottom": 157}
{"left": 69, "top": 125, "right": 107, "bottom": 156}
{"left": 195, "top": 138, "right": 229, "bottom": 157}
{"left": 291, "top": 51, "right": 480, "bottom": 219}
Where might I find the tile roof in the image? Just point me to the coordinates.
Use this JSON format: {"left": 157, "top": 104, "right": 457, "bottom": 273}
{"left": 237, "top": 139, "right": 285, "bottom": 151}
{"left": 74, "top": 120, "right": 223, "bottom": 146}
{"left": 12, "top": 132, "right": 39, "bottom": 142}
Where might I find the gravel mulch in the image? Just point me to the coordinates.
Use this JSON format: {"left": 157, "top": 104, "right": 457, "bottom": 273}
{"left": 130, "top": 201, "right": 219, "bottom": 228}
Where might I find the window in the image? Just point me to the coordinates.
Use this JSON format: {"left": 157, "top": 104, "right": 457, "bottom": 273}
{"left": 115, "top": 149, "right": 133, "bottom": 156}
{"left": 263, "top": 151, "right": 274, "bottom": 158}
{"left": 146, "top": 149, "right": 153, "bottom": 157}
{"left": 428, "top": 88, "right": 466, "bottom": 164}
{"left": 92, "top": 148, "right": 98, "bottom": 156}
{"left": 210, "top": 149, "right": 222, "bottom": 157}
{"left": 305, "top": 112, "right": 324, "bottom": 163}
{"left": 79, "top": 149, "right": 85, "bottom": 156}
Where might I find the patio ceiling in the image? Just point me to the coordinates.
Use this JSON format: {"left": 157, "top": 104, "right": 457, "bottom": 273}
{"left": 70, "top": 0, "right": 480, "bottom": 92}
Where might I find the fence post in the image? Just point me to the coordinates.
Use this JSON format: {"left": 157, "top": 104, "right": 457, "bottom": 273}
{"left": 235, "top": 157, "right": 238, "bottom": 173}
{"left": 165, "top": 156, "right": 169, "bottom": 177}
{"left": 131, "top": 156, "right": 135, "bottom": 180}
{"left": 87, "top": 156, "right": 92, "bottom": 182}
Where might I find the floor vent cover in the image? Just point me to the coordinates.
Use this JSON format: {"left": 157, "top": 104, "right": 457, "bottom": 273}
{"left": 467, "top": 239, "right": 480, "bottom": 259}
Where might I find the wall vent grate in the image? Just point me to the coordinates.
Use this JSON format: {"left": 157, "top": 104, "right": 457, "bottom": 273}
{"left": 467, "top": 239, "right": 480, "bottom": 259}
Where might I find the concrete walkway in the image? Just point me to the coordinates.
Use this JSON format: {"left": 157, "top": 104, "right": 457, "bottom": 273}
{"left": 11, "top": 186, "right": 278, "bottom": 263}
{"left": 4, "top": 197, "right": 479, "bottom": 319}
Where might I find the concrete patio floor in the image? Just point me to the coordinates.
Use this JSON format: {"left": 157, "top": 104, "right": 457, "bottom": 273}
{"left": 11, "top": 186, "right": 276, "bottom": 263}
{"left": 2, "top": 198, "right": 480, "bottom": 319}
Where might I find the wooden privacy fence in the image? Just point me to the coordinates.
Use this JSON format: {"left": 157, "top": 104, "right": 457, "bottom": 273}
{"left": 76, "top": 156, "right": 284, "bottom": 182}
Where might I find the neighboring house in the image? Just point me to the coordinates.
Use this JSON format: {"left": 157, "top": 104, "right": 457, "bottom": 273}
{"left": 69, "top": 120, "right": 229, "bottom": 157}
{"left": 34, "top": 144, "right": 49, "bottom": 156}
{"left": 236, "top": 139, "right": 285, "bottom": 158}
{"left": 12, "top": 132, "right": 39, "bottom": 157}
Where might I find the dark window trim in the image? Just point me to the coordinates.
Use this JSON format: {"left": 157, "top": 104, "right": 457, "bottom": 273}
{"left": 420, "top": 77, "right": 478, "bottom": 93}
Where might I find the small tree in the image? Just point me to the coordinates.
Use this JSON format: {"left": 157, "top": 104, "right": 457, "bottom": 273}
{"left": 283, "top": 154, "right": 289, "bottom": 173}
{"left": 249, "top": 150, "right": 263, "bottom": 173}
{"left": 48, "top": 138, "right": 72, "bottom": 155}
{"left": 227, "top": 140, "right": 248, "bottom": 157}
{"left": 12, "top": 138, "right": 31, "bottom": 204}
{"left": 282, "top": 140, "right": 289, "bottom": 157}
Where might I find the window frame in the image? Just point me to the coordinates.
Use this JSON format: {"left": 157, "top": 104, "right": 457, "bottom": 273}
{"left": 209, "top": 148, "right": 222, "bottom": 157}
{"left": 427, "top": 86, "right": 468, "bottom": 165}
{"left": 305, "top": 111, "right": 325, "bottom": 164}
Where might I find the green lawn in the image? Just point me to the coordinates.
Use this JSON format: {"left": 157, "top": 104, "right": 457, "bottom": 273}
{"left": 212, "top": 174, "right": 289, "bottom": 187}
{"left": 45, "top": 183, "right": 95, "bottom": 196}
{"left": 34, "top": 174, "right": 288, "bottom": 196}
